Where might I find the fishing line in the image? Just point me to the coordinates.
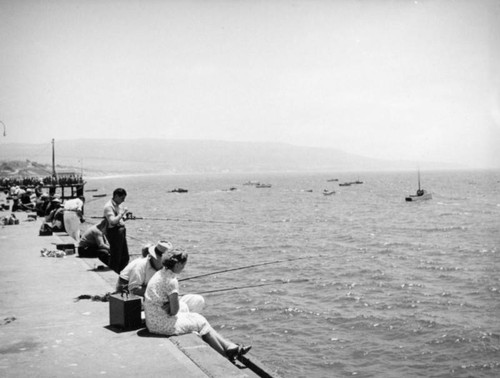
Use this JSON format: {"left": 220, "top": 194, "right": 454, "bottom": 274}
{"left": 179, "top": 255, "right": 317, "bottom": 282}
{"left": 126, "top": 216, "right": 245, "bottom": 225}
{"left": 194, "top": 279, "right": 308, "bottom": 295}
{"left": 82, "top": 218, "right": 148, "bottom": 247}
{"left": 88, "top": 215, "right": 246, "bottom": 225}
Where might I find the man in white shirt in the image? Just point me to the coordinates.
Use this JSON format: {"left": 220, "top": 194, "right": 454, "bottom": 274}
{"left": 116, "top": 240, "right": 173, "bottom": 296}
{"left": 103, "top": 188, "right": 129, "bottom": 274}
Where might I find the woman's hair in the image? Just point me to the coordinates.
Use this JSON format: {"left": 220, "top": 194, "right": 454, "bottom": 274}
{"left": 162, "top": 249, "right": 188, "bottom": 270}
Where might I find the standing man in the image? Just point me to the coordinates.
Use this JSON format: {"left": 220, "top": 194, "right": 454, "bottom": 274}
{"left": 103, "top": 188, "right": 129, "bottom": 274}
{"left": 63, "top": 196, "right": 85, "bottom": 240}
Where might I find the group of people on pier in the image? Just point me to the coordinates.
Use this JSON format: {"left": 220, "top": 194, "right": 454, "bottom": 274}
{"left": 1, "top": 174, "right": 84, "bottom": 190}
{"left": 3, "top": 175, "right": 84, "bottom": 214}
{"left": 76, "top": 187, "right": 251, "bottom": 362}
{"left": 1, "top": 176, "right": 252, "bottom": 362}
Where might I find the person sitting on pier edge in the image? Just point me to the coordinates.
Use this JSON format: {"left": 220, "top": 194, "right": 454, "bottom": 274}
{"left": 12, "top": 187, "right": 35, "bottom": 212}
{"left": 35, "top": 193, "right": 51, "bottom": 217}
{"left": 144, "top": 249, "right": 251, "bottom": 361}
{"left": 43, "top": 195, "right": 59, "bottom": 217}
{"left": 63, "top": 196, "right": 85, "bottom": 241}
{"left": 116, "top": 240, "right": 176, "bottom": 297}
{"left": 77, "top": 219, "right": 111, "bottom": 267}
{"left": 44, "top": 197, "right": 65, "bottom": 232}
{"left": 35, "top": 182, "right": 44, "bottom": 198}
{"left": 103, "top": 188, "right": 129, "bottom": 274}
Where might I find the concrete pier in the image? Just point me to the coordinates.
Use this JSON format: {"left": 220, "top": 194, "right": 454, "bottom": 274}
{"left": 0, "top": 211, "right": 262, "bottom": 377}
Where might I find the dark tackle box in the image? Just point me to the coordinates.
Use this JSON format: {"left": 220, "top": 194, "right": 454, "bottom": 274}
{"left": 109, "top": 293, "right": 142, "bottom": 331}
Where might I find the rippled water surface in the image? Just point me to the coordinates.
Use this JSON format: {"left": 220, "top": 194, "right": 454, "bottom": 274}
{"left": 85, "top": 170, "right": 500, "bottom": 377}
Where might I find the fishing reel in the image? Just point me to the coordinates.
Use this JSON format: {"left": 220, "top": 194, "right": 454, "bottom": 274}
{"left": 125, "top": 212, "right": 136, "bottom": 220}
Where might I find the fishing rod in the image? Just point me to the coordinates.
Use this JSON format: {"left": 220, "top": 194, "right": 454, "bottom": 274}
{"left": 194, "top": 279, "right": 308, "bottom": 295}
{"left": 85, "top": 196, "right": 107, "bottom": 204}
{"left": 179, "top": 255, "right": 317, "bottom": 282}
{"left": 89, "top": 215, "right": 245, "bottom": 225}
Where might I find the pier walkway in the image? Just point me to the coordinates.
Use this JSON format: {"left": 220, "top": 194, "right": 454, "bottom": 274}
{"left": 0, "top": 211, "right": 261, "bottom": 378}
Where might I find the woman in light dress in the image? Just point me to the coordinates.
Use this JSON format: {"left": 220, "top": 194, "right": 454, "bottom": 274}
{"left": 144, "top": 249, "right": 251, "bottom": 361}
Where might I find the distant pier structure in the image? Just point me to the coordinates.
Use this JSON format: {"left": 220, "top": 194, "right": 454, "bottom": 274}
{"left": 1, "top": 170, "right": 85, "bottom": 200}
{"left": 1, "top": 139, "right": 85, "bottom": 200}
{"left": 46, "top": 170, "right": 85, "bottom": 199}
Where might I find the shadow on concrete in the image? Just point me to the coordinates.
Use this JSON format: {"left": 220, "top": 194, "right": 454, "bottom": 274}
{"left": 103, "top": 324, "right": 147, "bottom": 334}
{"left": 136, "top": 328, "right": 169, "bottom": 338}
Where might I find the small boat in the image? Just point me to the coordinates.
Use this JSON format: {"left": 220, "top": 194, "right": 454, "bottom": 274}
{"left": 255, "top": 183, "right": 271, "bottom": 188}
{"left": 339, "top": 182, "right": 351, "bottom": 187}
{"left": 405, "top": 189, "right": 432, "bottom": 201}
{"left": 92, "top": 194, "right": 107, "bottom": 198}
{"left": 327, "top": 178, "right": 339, "bottom": 182}
{"left": 243, "top": 181, "right": 260, "bottom": 186}
{"left": 322, "top": 189, "right": 335, "bottom": 196}
{"left": 170, "top": 188, "right": 188, "bottom": 193}
{"left": 353, "top": 180, "right": 363, "bottom": 184}
{"left": 405, "top": 170, "right": 432, "bottom": 201}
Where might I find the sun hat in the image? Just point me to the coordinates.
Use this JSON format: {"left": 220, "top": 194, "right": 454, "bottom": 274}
{"left": 148, "top": 240, "right": 173, "bottom": 260}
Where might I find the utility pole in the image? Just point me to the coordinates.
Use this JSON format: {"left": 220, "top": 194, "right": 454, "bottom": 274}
{"left": 52, "top": 138, "right": 57, "bottom": 181}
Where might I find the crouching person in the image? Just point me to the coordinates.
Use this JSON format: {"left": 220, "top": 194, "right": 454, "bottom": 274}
{"left": 116, "top": 241, "right": 194, "bottom": 301}
{"left": 77, "top": 219, "right": 110, "bottom": 266}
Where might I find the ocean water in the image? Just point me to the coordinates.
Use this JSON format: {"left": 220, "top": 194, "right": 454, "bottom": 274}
{"left": 84, "top": 170, "right": 500, "bottom": 378}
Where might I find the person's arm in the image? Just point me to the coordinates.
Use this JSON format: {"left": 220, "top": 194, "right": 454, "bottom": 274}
{"left": 130, "top": 285, "right": 146, "bottom": 297}
{"left": 76, "top": 199, "right": 84, "bottom": 218}
{"left": 94, "top": 230, "right": 110, "bottom": 251}
{"left": 46, "top": 209, "right": 55, "bottom": 223}
{"left": 166, "top": 292, "right": 180, "bottom": 316}
{"left": 104, "top": 203, "right": 128, "bottom": 226}
{"left": 127, "top": 263, "right": 147, "bottom": 296}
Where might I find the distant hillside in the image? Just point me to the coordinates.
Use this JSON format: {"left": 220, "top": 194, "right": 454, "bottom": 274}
{"left": 0, "top": 160, "right": 53, "bottom": 177}
{"left": 0, "top": 139, "right": 457, "bottom": 176}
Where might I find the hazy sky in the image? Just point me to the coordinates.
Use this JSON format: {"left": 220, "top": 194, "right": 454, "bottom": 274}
{"left": 1, "top": 0, "right": 499, "bottom": 168}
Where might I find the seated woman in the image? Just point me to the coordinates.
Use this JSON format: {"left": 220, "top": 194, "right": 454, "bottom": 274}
{"left": 77, "top": 219, "right": 110, "bottom": 266}
{"left": 116, "top": 240, "right": 182, "bottom": 298}
{"left": 144, "top": 249, "right": 251, "bottom": 361}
